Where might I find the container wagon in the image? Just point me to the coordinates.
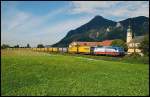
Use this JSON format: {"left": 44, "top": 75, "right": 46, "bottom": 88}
{"left": 78, "top": 46, "right": 91, "bottom": 54}
{"left": 68, "top": 47, "right": 78, "bottom": 53}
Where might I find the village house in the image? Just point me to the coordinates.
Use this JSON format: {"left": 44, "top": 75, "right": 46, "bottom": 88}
{"left": 69, "top": 40, "right": 113, "bottom": 47}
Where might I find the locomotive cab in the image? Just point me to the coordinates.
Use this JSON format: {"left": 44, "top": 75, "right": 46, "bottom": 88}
{"left": 112, "top": 46, "right": 125, "bottom": 56}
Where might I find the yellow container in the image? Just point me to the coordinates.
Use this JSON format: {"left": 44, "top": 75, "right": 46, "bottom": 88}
{"left": 37, "top": 48, "right": 40, "bottom": 51}
{"left": 41, "top": 48, "right": 45, "bottom": 52}
{"left": 52, "top": 48, "right": 58, "bottom": 52}
{"left": 37, "top": 48, "right": 39, "bottom": 51}
{"left": 68, "top": 47, "right": 78, "bottom": 53}
{"left": 36, "top": 48, "right": 38, "bottom": 51}
{"left": 48, "top": 48, "right": 53, "bottom": 52}
{"left": 78, "top": 46, "right": 91, "bottom": 54}
{"left": 39, "top": 48, "right": 41, "bottom": 51}
{"left": 33, "top": 48, "right": 37, "bottom": 51}
{"left": 44, "top": 48, "right": 48, "bottom": 52}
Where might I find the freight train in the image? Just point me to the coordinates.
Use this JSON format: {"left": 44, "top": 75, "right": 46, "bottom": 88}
{"left": 32, "top": 46, "right": 125, "bottom": 56}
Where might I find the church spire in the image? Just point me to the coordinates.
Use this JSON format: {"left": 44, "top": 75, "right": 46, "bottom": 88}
{"left": 126, "top": 20, "right": 133, "bottom": 43}
{"left": 127, "top": 20, "right": 132, "bottom": 32}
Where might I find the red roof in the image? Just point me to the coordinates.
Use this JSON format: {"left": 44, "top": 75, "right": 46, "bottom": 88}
{"left": 70, "top": 40, "right": 113, "bottom": 46}
{"left": 100, "top": 40, "right": 113, "bottom": 46}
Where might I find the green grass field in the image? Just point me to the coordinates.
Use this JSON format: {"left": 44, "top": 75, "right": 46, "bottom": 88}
{"left": 1, "top": 49, "right": 149, "bottom": 96}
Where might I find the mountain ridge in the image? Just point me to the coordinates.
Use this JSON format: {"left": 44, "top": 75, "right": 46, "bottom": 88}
{"left": 52, "top": 15, "right": 149, "bottom": 47}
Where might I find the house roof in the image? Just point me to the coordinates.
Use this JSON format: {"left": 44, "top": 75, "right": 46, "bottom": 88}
{"left": 70, "top": 40, "right": 113, "bottom": 46}
{"left": 100, "top": 40, "right": 113, "bottom": 46}
{"left": 129, "top": 36, "right": 144, "bottom": 43}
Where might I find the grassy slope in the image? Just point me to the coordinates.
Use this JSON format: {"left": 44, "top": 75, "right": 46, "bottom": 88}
{"left": 1, "top": 49, "right": 149, "bottom": 96}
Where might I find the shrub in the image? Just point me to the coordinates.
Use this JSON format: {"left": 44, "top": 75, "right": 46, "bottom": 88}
{"left": 1, "top": 44, "right": 10, "bottom": 49}
{"left": 123, "top": 53, "right": 149, "bottom": 64}
{"left": 111, "top": 39, "right": 128, "bottom": 51}
{"left": 139, "top": 35, "right": 149, "bottom": 56}
{"left": 37, "top": 44, "right": 44, "bottom": 48}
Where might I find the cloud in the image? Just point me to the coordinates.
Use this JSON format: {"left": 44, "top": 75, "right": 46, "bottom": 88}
{"left": 2, "top": 7, "right": 66, "bottom": 34}
{"left": 70, "top": 1, "right": 117, "bottom": 14}
{"left": 23, "top": 15, "right": 92, "bottom": 47}
{"left": 1, "top": 4, "right": 92, "bottom": 47}
{"left": 70, "top": 1, "right": 149, "bottom": 20}
{"left": 1, "top": 5, "right": 68, "bottom": 47}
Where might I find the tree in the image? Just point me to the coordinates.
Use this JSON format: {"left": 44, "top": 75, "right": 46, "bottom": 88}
{"left": 139, "top": 35, "right": 149, "bottom": 56}
{"left": 111, "top": 39, "right": 128, "bottom": 51}
{"left": 1, "top": 44, "right": 10, "bottom": 49}
{"left": 14, "top": 45, "right": 19, "bottom": 48}
{"left": 27, "top": 44, "right": 30, "bottom": 48}
{"left": 37, "top": 44, "right": 44, "bottom": 48}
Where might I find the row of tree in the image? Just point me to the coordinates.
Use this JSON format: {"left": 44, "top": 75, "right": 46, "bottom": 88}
{"left": 1, "top": 43, "right": 45, "bottom": 49}
{"left": 1, "top": 44, "right": 31, "bottom": 49}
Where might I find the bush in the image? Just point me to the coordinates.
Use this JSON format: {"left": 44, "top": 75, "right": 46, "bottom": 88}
{"left": 1, "top": 44, "right": 10, "bottom": 49}
{"left": 111, "top": 39, "right": 128, "bottom": 51}
{"left": 37, "top": 44, "right": 44, "bottom": 48}
{"left": 14, "top": 45, "right": 19, "bottom": 48}
{"left": 139, "top": 35, "right": 149, "bottom": 56}
{"left": 125, "top": 53, "right": 141, "bottom": 58}
{"left": 27, "top": 44, "right": 31, "bottom": 48}
{"left": 123, "top": 53, "right": 149, "bottom": 64}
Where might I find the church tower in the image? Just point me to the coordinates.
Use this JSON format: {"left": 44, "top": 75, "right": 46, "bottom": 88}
{"left": 126, "top": 24, "right": 133, "bottom": 43}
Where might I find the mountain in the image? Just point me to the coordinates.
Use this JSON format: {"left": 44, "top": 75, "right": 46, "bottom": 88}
{"left": 52, "top": 16, "right": 149, "bottom": 47}
{"left": 119, "top": 16, "right": 149, "bottom": 36}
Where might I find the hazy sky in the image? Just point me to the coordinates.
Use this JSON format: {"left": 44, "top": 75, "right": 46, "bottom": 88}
{"left": 1, "top": 1, "right": 149, "bottom": 47}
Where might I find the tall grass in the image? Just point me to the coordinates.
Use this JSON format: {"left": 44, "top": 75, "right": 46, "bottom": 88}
{"left": 1, "top": 49, "right": 149, "bottom": 96}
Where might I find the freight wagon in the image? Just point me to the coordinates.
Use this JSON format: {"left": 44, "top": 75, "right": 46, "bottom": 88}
{"left": 78, "top": 46, "right": 91, "bottom": 54}
{"left": 52, "top": 48, "right": 58, "bottom": 52}
{"left": 58, "top": 48, "right": 68, "bottom": 53}
{"left": 48, "top": 48, "right": 53, "bottom": 52}
{"left": 68, "top": 47, "right": 77, "bottom": 53}
{"left": 62, "top": 48, "right": 68, "bottom": 52}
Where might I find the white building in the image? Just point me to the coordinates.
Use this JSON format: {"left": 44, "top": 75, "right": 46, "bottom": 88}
{"left": 126, "top": 25, "right": 144, "bottom": 56}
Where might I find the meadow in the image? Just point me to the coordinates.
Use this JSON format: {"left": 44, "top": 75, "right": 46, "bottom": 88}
{"left": 1, "top": 49, "right": 149, "bottom": 96}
